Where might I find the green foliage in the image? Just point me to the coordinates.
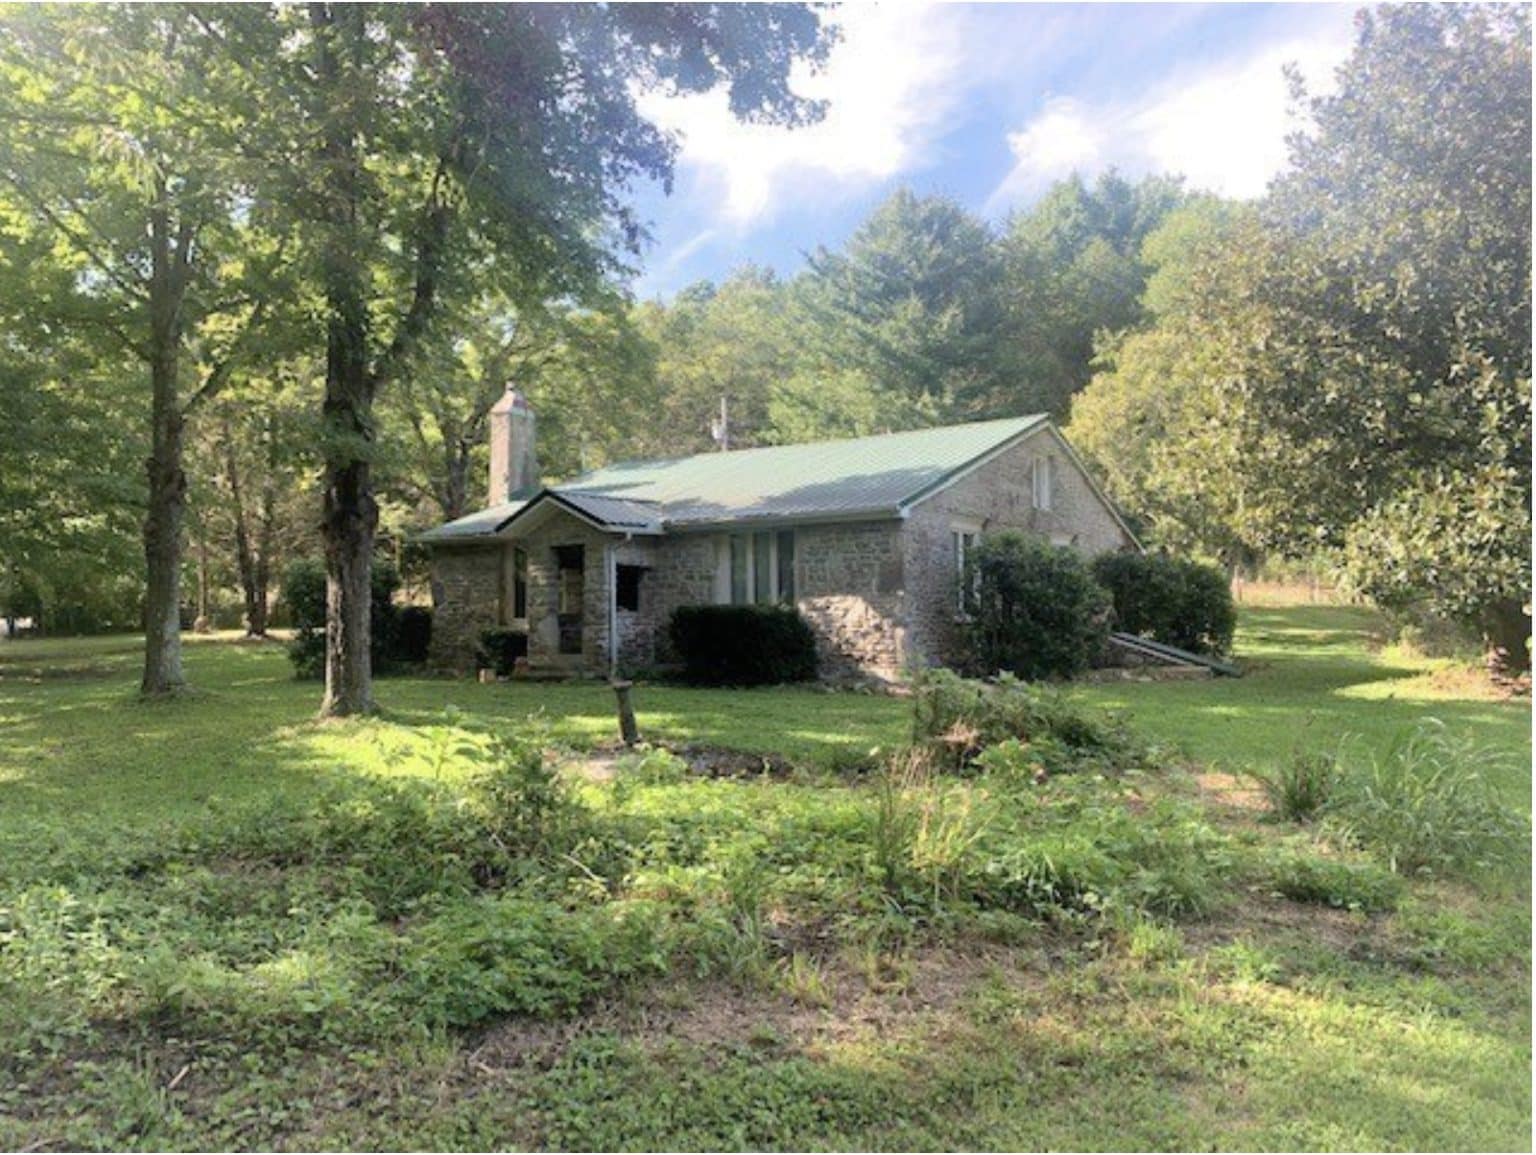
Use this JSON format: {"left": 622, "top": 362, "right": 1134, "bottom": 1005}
{"left": 476, "top": 628, "right": 528, "bottom": 676}
{"left": 1093, "top": 551, "right": 1236, "bottom": 656}
{"left": 803, "top": 190, "right": 1010, "bottom": 419}
{"left": 1325, "top": 721, "right": 1531, "bottom": 878}
{"left": 668, "top": 604, "right": 818, "bottom": 686}
{"left": 1251, "top": 751, "right": 1342, "bottom": 823}
{"left": 971, "top": 778, "right": 1229, "bottom": 919}
{"left": 281, "top": 559, "right": 328, "bottom": 631}
{"left": 913, "top": 668, "right": 1143, "bottom": 774}
{"left": 283, "top": 557, "right": 418, "bottom": 678}
{"left": 996, "top": 172, "right": 1189, "bottom": 418}
{"left": 1266, "top": 850, "right": 1403, "bottom": 913}
{"left": 0, "top": 620, "right": 1530, "bottom": 1151}
{"left": 958, "top": 532, "right": 1111, "bottom": 680}
{"left": 614, "top": 745, "right": 690, "bottom": 787}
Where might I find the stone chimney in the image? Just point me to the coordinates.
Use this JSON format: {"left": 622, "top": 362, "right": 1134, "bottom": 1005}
{"left": 488, "top": 386, "right": 539, "bottom": 505}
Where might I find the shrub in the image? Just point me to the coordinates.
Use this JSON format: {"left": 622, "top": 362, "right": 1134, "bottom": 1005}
{"left": 668, "top": 604, "right": 818, "bottom": 686}
{"left": 283, "top": 557, "right": 413, "bottom": 678}
{"left": 395, "top": 606, "right": 433, "bottom": 665}
{"left": 1325, "top": 720, "right": 1530, "bottom": 877}
{"left": 912, "top": 668, "right": 1143, "bottom": 773}
{"left": 959, "top": 532, "right": 1110, "bottom": 680}
{"left": 1092, "top": 551, "right": 1237, "bottom": 656}
{"left": 477, "top": 628, "right": 528, "bottom": 676}
{"left": 1251, "top": 751, "right": 1342, "bottom": 822}
{"left": 281, "top": 558, "right": 328, "bottom": 630}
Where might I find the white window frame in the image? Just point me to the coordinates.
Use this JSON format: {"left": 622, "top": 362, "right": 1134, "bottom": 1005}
{"left": 716, "top": 529, "right": 797, "bottom": 606}
{"left": 1032, "top": 455, "right": 1054, "bottom": 511}
{"left": 951, "top": 519, "right": 982, "bottom": 617}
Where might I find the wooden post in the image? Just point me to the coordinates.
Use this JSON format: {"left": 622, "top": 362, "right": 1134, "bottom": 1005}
{"left": 612, "top": 679, "right": 639, "bottom": 747}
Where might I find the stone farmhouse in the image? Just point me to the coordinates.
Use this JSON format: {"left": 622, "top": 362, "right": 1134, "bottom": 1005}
{"left": 421, "top": 388, "right": 1139, "bottom": 682}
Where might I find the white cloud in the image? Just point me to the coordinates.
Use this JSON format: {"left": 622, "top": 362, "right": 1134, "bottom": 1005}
{"left": 987, "top": 25, "right": 1355, "bottom": 211}
{"left": 637, "top": 3, "right": 965, "bottom": 225}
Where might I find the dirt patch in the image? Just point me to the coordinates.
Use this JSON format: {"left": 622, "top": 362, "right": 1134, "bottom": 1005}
{"left": 565, "top": 742, "right": 799, "bottom": 784}
{"left": 1194, "top": 771, "right": 1270, "bottom": 815}
{"left": 467, "top": 942, "right": 1050, "bottom": 1076}
{"left": 1184, "top": 892, "right": 1380, "bottom": 957}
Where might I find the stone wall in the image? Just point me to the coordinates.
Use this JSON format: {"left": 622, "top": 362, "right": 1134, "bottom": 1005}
{"left": 795, "top": 521, "right": 907, "bottom": 681}
{"left": 428, "top": 545, "right": 503, "bottom": 672}
{"left": 518, "top": 515, "right": 614, "bottom": 675}
{"left": 902, "top": 426, "right": 1136, "bottom": 668}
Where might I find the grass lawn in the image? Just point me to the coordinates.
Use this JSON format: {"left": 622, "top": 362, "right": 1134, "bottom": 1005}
{"left": 0, "top": 606, "right": 1529, "bottom": 1151}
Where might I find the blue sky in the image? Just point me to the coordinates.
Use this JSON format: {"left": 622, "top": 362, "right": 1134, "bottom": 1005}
{"left": 627, "top": 2, "right": 1362, "bottom": 299}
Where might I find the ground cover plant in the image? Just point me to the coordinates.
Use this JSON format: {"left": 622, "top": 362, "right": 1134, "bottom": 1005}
{"left": 0, "top": 603, "right": 1529, "bottom": 1150}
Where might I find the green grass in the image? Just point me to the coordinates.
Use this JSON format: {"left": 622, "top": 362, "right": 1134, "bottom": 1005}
{"left": 1074, "top": 604, "right": 1530, "bottom": 804}
{"left": 0, "top": 606, "right": 1528, "bottom": 1151}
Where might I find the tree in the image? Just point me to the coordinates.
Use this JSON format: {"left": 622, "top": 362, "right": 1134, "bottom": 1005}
{"left": 380, "top": 296, "right": 658, "bottom": 521}
{"left": 0, "top": 5, "right": 289, "bottom": 691}
{"left": 996, "top": 172, "right": 1187, "bottom": 419}
{"left": 243, "top": 4, "right": 833, "bottom": 715}
{"left": 1253, "top": 5, "right": 1531, "bottom": 669}
{"left": 802, "top": 190, "right": 1007, "bottom": 423}
{"left": 633, "top": 267, "right": 819, "bottom": 455}
{"left": 1067, "top": 201, "right": 1260, "bottom": 566}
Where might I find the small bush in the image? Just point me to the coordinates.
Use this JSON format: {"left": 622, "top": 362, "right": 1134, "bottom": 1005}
{"left": 282, "top": 557, "right": 411, "bottom": 679}
{"left": 477, "top": 628, "right": 528, "bottom": 676}
{"left": 1092, "top": 551, "right": 1236, "bottom": 656}
{"left": 958, "top": 533, "right": 1110, "bottom": 680}
{"left": 1252, "top": 751, "right": 1342, "bottom": 822}
{"left": 669, "top": 604, "right": 818, "bottom": 686}
{"left": 286, "top": 630, "right": 326, "bottom": 680}
{"left": 1325, "top": 720, "right": 1530, "bottom": 877}
{"left": 912, "top": 668, "right": 1143, "bottom": 773}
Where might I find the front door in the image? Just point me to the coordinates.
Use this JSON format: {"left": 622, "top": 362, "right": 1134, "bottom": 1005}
{"left": 554, "top": 544, "right": 585, "bottom": 655}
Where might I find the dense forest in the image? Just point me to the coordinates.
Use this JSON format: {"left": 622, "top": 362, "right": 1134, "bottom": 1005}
{"left": 0, "top": 5, "right": 1529, "bottom": 682}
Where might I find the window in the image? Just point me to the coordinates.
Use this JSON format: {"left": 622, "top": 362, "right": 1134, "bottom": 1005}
{"left": 1032, "top": 456, "right": 1054, "bottom": 511}
{"left": 500, "top": 546, "right": 528, "bottom": 625}
{"left": 615, "top": 564, "right": 643, "bottom": 613}
{"left": 724, "top": 530, "right": 796, "bottom": 605}
{"left": 953, "top": 527, "right": 979, "bottom": 614}
{"left": 776, "top": 530, "right": 796, "bottom": 602}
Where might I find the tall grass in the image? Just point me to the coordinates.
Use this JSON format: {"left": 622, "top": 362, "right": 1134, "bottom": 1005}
{"left": 1325, "top": 720, "right": 1530, "bottom": 877}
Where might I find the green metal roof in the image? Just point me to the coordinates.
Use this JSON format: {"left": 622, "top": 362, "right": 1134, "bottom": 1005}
{"left": 421, "top": 414, "right": 1050, "bottom": 541}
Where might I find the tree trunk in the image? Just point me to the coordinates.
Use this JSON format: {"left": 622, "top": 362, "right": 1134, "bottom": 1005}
{"left": 222, "top": 415, "right": 266, "bottom": 637}
{"left": 442, "top": 436, "right": 471, "bottom": 522}
{"left": 1481, "top": 596, "right": 1531, "bottom": 678}
{"left": 140, "top": 195, "right": 187, "bottom": 696}
{"left": 314, "top": 1, "right": 375, "bottom": 717}
{"left": 250, "top": 428, "right": 276, "bottom": 638}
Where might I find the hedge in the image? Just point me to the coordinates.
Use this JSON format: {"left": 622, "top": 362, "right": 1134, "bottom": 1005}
{"left": 668, "top": 604, "right": 818, "bottom": 686}
{"left": 1092, "top": 552, "right": 1235, "bottom": 656}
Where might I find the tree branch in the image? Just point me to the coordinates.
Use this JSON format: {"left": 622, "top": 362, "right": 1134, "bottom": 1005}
{"left": 180, "top": 296, "right": 272, "bottom": 416}
{"left": 368, "top": 157, "right": 452, "bottom": 397}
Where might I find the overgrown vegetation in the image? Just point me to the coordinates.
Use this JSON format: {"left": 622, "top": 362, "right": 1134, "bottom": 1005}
{"left": 913, "top": 668, "right": 1143, "bottom": 773}
{"left": 284, "top": 558, "right": 430, "bottom": 679}
{"left": 0, "top": 605, "right": 1528, "bottom": 1150}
